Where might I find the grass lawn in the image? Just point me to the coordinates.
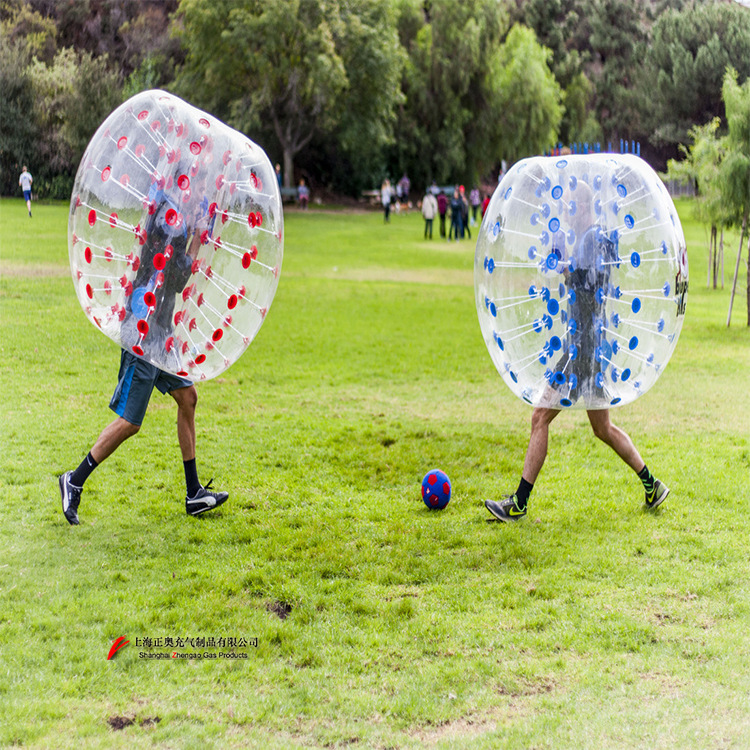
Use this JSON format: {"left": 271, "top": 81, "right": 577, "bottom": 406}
{"left": 0, "top": 195, "right": 749, "bottom": 749}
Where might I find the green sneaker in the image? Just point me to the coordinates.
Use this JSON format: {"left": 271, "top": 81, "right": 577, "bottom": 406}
{"left": 644, "top": 479, "right": 669, "bottom": 510}
{"left": 485, "top": 494, "right": 527, "bottom": 522}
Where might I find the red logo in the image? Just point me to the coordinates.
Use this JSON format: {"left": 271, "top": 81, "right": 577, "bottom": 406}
{"left": 107, "top": 636, "right": 130, "bottom": 660}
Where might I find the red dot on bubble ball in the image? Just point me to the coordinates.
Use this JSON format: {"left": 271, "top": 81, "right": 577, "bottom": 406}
{"left": 137, "top": 320, "right": 149, "bottom": 335}
{"left": 216, "top": 175, "right": 225, "bottom": 190}
{"left": 195, "top": 354, "right": 206, "bottom": 364}
{"left": 212, "top": 329, "right": 223, "bottom": 342}
{"left": 166, "top": 209, "right": 178, "bottom": 226}
{"left": 144, "top": 292, "right": 156, "bottom": 308}
{"left": 88, "top": 210, "right": 97, "bottom": 226}
{"left": 153, "top": 253, "right": 166, "bottom": 270}
{"left": 84, "top": 247, "right": 92, "bottom": 263}
{"left": 178, "top": 174, "right": 190, "bottom": 191}
{"left": 137, "top": 110, "right": 149, "bottom": 121}
{"left": 86, "top": 284, "right": 93, "bottom": 299}
{"left": 242, "top": 252, "right": 252, "bottom": 269}
{"left": 132, "top": 345, "right": 144, "bottom": 355}
{"left": 117, "top": 136, "right": 127, "bottom": 150}
{"left": 190, "top": 141, "right": 201, "bottom": 155}
{"left": 227, "top": 295, "right": 237, "bottom": 309}
{"left": 177, "top": 370, "right": 188, "bottom": 377}
{"left": 199, "top": 118, "right": 210, "bottom": 128}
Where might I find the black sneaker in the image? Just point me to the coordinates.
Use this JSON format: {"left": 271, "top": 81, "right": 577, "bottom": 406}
{"left": 186, "top": 480, "right": 228, "bottom": 516}
{"left": 59, "top": 471, "right": 82, "bottom": 525}
{"left": 485, "top": 494, "right": 527, "bottom": 522}
{"left": 644, "top": 479, "right": 669, "bottom": 510}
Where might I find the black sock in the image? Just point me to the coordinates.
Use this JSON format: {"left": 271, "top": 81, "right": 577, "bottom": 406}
{"left": 638, "top": 465, "right": 655, "bottom": 494}
{"left": 515, "top": 478, "right": 534, "bottom": 510}
{"left": 184, "top": 459, "right": 201, "bottom": 498}
{"left": 70, "top": 452, "right": 98, "bottom": 487}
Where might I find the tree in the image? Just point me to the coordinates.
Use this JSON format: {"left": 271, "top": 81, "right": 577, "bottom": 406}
{"left": 0, "top": 33, "right": 38, "bottom": 196}
{"left": 174, "top": 0, "right": 403, "bottom": 190}
{"left": 483, "top": 24, "right": 563, "bottom": 165}
{"left": 665, "top": 118, "right": 727, "bottom": 288}
{"left": 643, "top": 3, "right": 750, "bottom": 151}
{"left": 579, "top": 0, "right": 647, "bottom": 141}
{"left": 391, "top": 0, "right": 509, "bottom": 188}
{"left": 720, "top": 68, "right": 750, "bottom": 326}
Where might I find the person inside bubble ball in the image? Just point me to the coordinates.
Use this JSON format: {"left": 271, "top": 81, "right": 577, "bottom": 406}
{"left": 485, "top": 182, "right": 670, "bottom": 523}
{"left": 58, "top": 169, "right": 228, "bottom": 525}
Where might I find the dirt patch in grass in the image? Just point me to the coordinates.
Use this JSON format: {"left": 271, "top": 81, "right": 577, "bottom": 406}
{"left": 267, "top": 600, "right": 293, "bottom": 619}
{"left": 0, "top": 261, "right": 68, "bottom": 278}
{"left": 107, "top": 714, "right": 161, "bottom": 730}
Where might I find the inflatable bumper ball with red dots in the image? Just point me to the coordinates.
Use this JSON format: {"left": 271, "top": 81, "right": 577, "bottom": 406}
{"left": 422, "top": 470, "right": 452, "bottom": 510}
{"left": 68, "top": 89, "right": 283, "bottom": 380}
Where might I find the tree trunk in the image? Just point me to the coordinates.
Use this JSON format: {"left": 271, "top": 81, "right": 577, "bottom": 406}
{"left": 746, "top": 232, "right": 750, "bottom": 326}
{"left": 283, "top": 147, "right": 294, "bottom": 190}
{"left": 709, "top": 225, "right": 716, "bottom": 288}
{"left": 727, "top": 212, "right": 748, "bottom": 326}
{"left": 719, "top": 228, "right": 724, "bottom": 289}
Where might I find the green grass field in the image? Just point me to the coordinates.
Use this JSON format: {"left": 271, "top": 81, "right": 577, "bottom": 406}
{"left": 1, "top": 196, "right": 749, "bottom": 749}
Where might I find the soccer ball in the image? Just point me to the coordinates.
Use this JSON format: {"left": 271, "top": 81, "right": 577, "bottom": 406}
{"left": 421, "top": 469, "right": 451, "bottom": 510}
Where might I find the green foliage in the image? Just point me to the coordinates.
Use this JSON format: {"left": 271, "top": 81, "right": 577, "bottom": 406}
{"left": 0, "top": 32, "right": 38, "bottom": 195}
{"left": 644, "top": 2, "right": 750, "bottom": 149}
{"left": 391, "top": 0, "right": 509, "bottom": 187}
{"left": 665, "top": 118, "right": 727, "bottom": 228}
{"left": 719, "top": 68, "right": 750, "bottom": 226}
{"left": 0, "top": 199, "right": 749, "bottom": 747}
{"left": 484, "top": 24, "right": 563, "bottom": 165}
{"left": 27, "top": 46, "right": 122, "bottom": 194}
{"left": 174, "top": 0, "right": 403, "bottom": 192}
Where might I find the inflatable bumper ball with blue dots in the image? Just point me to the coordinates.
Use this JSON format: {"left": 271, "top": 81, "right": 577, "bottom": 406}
{"left": 475, "top": 154, "right": 688, "bottom": 409}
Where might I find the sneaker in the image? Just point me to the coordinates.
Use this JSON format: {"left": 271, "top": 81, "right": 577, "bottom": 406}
{"left": 485, "top": 494, "right": 527, "bottom": 522}
{"left": 644, "top": 479, "right": 669, "bottom": 510}
{"left": 59, "top": 471, "right": 82, "bottom": 525}
{"left": 186, "top": 480, "right": 228, "bottom": 516}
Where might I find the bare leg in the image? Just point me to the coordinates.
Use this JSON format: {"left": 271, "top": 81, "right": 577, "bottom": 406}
{"left": 170, "top": 385, "right": 197, "bottom": 461}
{"left": 522, "top": 407, "right": 562, "bottom": 484}
{"left": 586, "top": 409, "right": 645, "bottom": 473}
{"left": 90, "top": 417, "right": 140, "bottom": 464}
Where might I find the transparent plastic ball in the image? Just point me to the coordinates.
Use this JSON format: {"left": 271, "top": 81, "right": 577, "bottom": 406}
{"left": 475, "top": 154, "right": 688, "bottom": 409}
{"left": 68, "top": 89, "right": 283, "bottom": 380}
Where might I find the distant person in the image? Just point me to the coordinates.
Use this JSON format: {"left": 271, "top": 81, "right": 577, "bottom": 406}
{"left": 397, "top": 173, "right": 411, "bottom": 205}
{"left": 19, "top": 166, "right": 33, "bottom": 217}
{"left": 481, "top": 192, "right": 491, "bottom": 217}
{"left": 430, "top": 180, "right": 439, "bottom": 196}
{"left": 381, "top": 179, "right": 394, "bottom": 222}
{"left": 449, "top": 187, "right": 462, "bottom": 241}
{"left": 459, "top": 185, "right": 471, "bottom": 240}
{"left": 297, "top": 179, "right": 309, "bottom": 210}
{"left": 275, "top": 163, "right": 282, "bottom": 188}
{"left": 437, "top": 190, "right": 448, "bottom": 239}
{"left": 469, "top": 186, "right": 481, "bottom": 225}
{"left": 421, "top": 188, "right": 438, "bottom": 239}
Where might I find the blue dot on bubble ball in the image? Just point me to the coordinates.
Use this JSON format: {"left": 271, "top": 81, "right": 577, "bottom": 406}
{"left": 421, "top": 469, "right": 451, "bottom": 510}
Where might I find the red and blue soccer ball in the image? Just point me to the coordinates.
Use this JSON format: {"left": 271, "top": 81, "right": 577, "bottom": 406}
{"left": 421, "top": 469, "right": 451, "bottom": 510}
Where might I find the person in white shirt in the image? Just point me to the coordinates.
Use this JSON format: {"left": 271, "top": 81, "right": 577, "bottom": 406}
{"left": 421, "top": 189, "right": 438, "bottom": 239}
{"left": 19, "top": 166, "right": 33, "bottom": 217}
